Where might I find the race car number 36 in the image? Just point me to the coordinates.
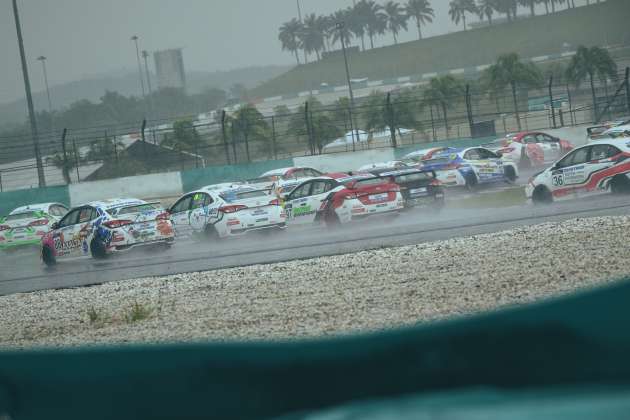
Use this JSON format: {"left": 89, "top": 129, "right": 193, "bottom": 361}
{"left": 552, "top": 173, "right": 564, "bottom": 187}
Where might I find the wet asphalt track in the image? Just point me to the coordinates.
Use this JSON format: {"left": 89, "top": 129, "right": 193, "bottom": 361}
{"left": 2, "top": 190, "right": 630, "bottom": 296}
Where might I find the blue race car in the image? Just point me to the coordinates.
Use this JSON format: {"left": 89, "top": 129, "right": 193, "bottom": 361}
{"left": 420, "top": 146, "right": 519, "bottom": 190}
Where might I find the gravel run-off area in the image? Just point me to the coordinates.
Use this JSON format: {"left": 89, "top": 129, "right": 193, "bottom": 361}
{"left": 1, "top": 216, "right": 630, "bottom": 349}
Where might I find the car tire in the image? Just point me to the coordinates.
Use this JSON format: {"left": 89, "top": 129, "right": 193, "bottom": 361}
{"left": 519, "top": 151, "right": 531, "bottom": 170}
{"left": 203, "top": 224, "right": 220, "bottom": 240}
{"left": 532, "top": 186, "right": 553, "bottom": 205}
{"left": 610, "top": 175, "right": 630, "bottom": 195}
{"left": 504, "top": 166, "right": 517, "bottom": 184}
{"left": 90, "top": 238, "right": 108, "bottom": 259}
{"left": 431, "top": 196, "right": 445, "bottom": 212}
{"left": 325, "top": 211, "right": 341, "bottom": 229}
{"left": 464, "top": 172, "right": 478, "bottom": 192}
{"left": 42, "top": 245, "right": 56, "bottom": 267}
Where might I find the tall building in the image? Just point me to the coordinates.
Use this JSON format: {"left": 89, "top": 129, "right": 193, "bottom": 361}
{"left": 153, "top": 48, "right": 186, "bottom": 91}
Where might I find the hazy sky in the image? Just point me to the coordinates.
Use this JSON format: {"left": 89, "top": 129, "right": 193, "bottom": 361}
{"left": 1, "top": 0, "right": 590, "bottom": 104}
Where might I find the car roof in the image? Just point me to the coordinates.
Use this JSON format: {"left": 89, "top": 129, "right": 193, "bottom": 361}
{"left": 372, "top": 168, "right": 430, "bottom": 177}
{"left": 199, "top": 182, "right": 243, "bottom": 192}
{"left": 583, "top": 138, "right": 630, "bottom": 151}
{"left": 85, "top": 198, "right": 147, "bottom": 210}
{"left": 9, "top": 202, "right": 62, "bottom": 215}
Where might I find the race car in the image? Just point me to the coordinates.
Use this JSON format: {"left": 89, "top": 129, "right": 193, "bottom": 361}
{"left": 258, "top": 167, "right": 326, "bottom": 196}
{"left": 483, "top": 131, "right": 573, "bottom": 169}
{"left": 587, "top": 124, "right": 630, "bottom": 143}
{"left": 526, "top": 138, "right": 630, "bottom": 204}
{"left": 586, "top": 118, "right": 630, "bottom": 142}
{"left": 283, "top": 173, "right": 403, "bottom": 227}
{"left": 40, "top": 198, "right": 174, "bottom": 266}
{"left": 0, "top": 203, "right": 68, "bottom": 250}
{"left": 421, "top": 146, "right": 518, "bottom": 190}
{"left": 403, "top": 147, "right": 449, "bottom": 163}
{"left": 367, "top": 167, "right": 444, "bottom": 210}
{"left": 168, "top": 185, "right": 285, "bottom": 239}
{"left": 357, "top": 161, "right": 410, "bottom": 172}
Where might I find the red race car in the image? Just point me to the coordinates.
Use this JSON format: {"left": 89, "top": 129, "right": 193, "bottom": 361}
{"left": 483, "top": 131, "right": 574, "bottom": 169}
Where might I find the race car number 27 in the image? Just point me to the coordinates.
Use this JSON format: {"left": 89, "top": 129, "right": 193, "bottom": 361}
{"left": 552, "top": 173, "right": 564, "bottom": 187}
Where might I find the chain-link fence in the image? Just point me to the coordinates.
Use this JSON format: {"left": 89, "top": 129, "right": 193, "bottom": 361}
{"left": 1, "top": 67, "right": 629, "bottom": 192}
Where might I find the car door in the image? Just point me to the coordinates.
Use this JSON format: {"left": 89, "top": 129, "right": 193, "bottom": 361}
{"left": 582, "top": 144, "right": 621, "bottom": 195}
{"left": 537, "top": 134, "right": 562, "bottom": 162}
{"left": 465, "top": 148, "right": 495, "bottom": 183}
{"left": 550, "top": 146, "right": 591, "bottom": 198}
{"left": 55, "top": 207, "right": 97, "bottom": 257}
{"left": 300, "top": 180, "right": 335, "bottom": 224}
{"left": 521, "top": 134, "right": 544, "bottom": 165}
{"left": 284, "top": 181, "right": 314, "bottom": 224}
{"left": 169, "top": 194, "right": 194, "bottom": 237}
{"left": 189, "top": 192, "right": 217, "bottom": 233}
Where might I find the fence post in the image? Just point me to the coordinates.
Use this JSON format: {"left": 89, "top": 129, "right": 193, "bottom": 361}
{"left": 0, "top": 171, "right": 3, "bottom": 192}
{"left": 113, "top": 134, "right": 119, "bottom": 164}
{"left": 386, "top": 92, "right": 397, "bottom": 148}
{"left": 465, "top": 84, "right": 474, "bottom": 138}
{"left": 625, "top": 67, "right": 630, "bottom": 114}
{"left": 271, "top": 116, "right": 278, "bottom": 160}
{"left": 230, "top": 119, "right": 238, "bottom": 164}
{"left": 61, "top": 128, "right": 68, "bottom": 185}
{"left": 559, "top": 109, "right": 565, "bottom": 127}
{"left": 72, "top": 138, "right": 80, "bottom": 182}
{"left": 304, "top": 101, "right": 314, "bottom": 155}
{"left": 221, "top": 110, "right": 231, "bottom": 165}
{"left": 549, "top": 76, "right": 556, "bottom": 129}
{"left": 141, "top": 119, "right": 147, "bottom": 160}
{"left": 430, "top": 106, "right": 436, "bottom": 141}
{"left": 566, "top": 83, "right": 575, "bottom": 125}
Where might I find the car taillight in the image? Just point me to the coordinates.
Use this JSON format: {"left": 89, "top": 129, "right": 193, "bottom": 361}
{"left": 390, "top": 185, "right": 401, "bottom": 192}
{"left": 104, "top": 219, "right": 133, "bottom": 229}
{"left": 344, "top": 192, "right": 358, "bottom": 200}
{"left": 0, "top": 225, "right": 9, "bottom": 232}
{"left": 269, "top": 199, "right": 281, "bottom": 206}
{"left": 29, "top": 219, "right": 49, "bottom": 227}
{"left": 219, "top": 205, "right": 247, "bottom": 214}
{"left": 156, "top": 212, "right": 170, "bottom": 221}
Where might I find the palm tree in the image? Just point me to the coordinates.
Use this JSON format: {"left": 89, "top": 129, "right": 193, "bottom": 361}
{"left": 299, "top": 14, "right": 326, "bottom": 61}
{"left": 316, "top": 15, "right": 334, "bottom": 53}
{"left": 423, "top": 75, "right": 464, "bottom": 136}
{"left": 483, "top": 53, "right": 543, "bottom": 130}
{"left": 405, "top": 0, "right": 434, "bottom": 40}
{"left": 361, "top": 0, "right": 387, "bottom": 49}
{"left": 495, "top": 0, "right": 517, "bottom": 21}
{"left": 348, "top": 2, "right": 368, "bottom": 51}
{"left": 449, "top": 0, "right": 478, "bottom": 31}
{"left": 330, "top": 9, "right": 354, "bottom": 49}
{"left": 383, "top": 1, "right": 409, "bottom": 45}
{"left": 476, "top": 0, "right": 496, "bottom": 25}
{"left": 566, "top": 45, "right": 617, "bottom": 119}
{"left": 278, "top": 19, "right": 303, "bottom": 65}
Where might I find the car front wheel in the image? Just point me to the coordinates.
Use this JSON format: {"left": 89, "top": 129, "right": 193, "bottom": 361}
{"left": 610, "top": 175, "right": 630, "bottom": 195}
{"left": 42, "top": 245, "right": 57, "bottom": 267}
{"left": 532, "top": 185, "right": 553, "bottom": 205}
{"left": 90, "top": 238, "right": 108, "bottom": 259}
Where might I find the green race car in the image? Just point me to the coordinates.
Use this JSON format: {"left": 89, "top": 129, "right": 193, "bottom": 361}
{"left": 0, "top": 203, "right": 69, "bottom": 250}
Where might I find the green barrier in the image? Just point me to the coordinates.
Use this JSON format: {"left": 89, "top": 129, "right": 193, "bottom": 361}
{"left": 180, "top": 158, "right": 294, "bottom": 193}
{"left": 0, "top": 185, "right": 70, "bottom": 216}
{"left": 394, "top": 136, "right": 497, "bottom": 159}
{"left": 1, "top": 278, "right": 630, "bottom": 420}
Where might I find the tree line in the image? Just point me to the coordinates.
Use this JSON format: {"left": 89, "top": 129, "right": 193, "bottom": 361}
{"left": 279, "top": 0, "right": 600, "bottom": 63}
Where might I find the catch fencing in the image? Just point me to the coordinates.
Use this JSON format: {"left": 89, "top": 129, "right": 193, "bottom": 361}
{"left": 0, "top": 67, "right": 629, "bottom": 192}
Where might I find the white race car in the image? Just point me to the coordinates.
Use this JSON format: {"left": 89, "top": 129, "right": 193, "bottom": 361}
{"left": 259, "top": 167, "right": 326, "bottom": 197}
{"left": 0, "top": 202, "right": 68, "bottom": 250}
{"left": 526, "top": 138, "right": 630, "bottom": 204}
{"left": 41, "top": 198, "right": 175, "bottom": 266}
{"left": 168, "top": 186, "right": 286, "bottom": 239}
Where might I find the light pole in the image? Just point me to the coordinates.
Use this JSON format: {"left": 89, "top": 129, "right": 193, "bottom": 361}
{"left": 337, "top": 21, "right": 358, "bottom": 151}
{"left": 141, "top": 50, "right": 153, "bottom": 118}
{"left": 131, "top": 36, "right": 146, "bottom": 100}
{"left": 12, "top": 0, "right": 46, "bottom": 187}
{"left": 36, "top": 56, "right": 53, "bottom": 115}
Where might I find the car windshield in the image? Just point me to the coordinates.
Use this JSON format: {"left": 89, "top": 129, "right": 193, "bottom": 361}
{"left": 394, "top": 172, "right": 434, "bottom": 183}
{"left": 113, "top": 204, "right": 160, "bottom": 215}
{"left": 423, "top": 157, "right": 452, "bottom": 165}
{"left": 222, "top": 190, "right": 268, "bottom": 201}
{"left": 5, "top": 211, "right": 39, "bottom": 221}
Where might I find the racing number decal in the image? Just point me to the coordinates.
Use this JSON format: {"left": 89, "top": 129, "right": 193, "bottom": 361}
{"left": 552, "top": 173, "right": 564, "bottom": 187}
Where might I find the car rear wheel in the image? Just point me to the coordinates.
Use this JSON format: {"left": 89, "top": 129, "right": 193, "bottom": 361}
{"left": 324, "top": 211, "right": 341, "bottom": 229}
{"left": 519, "top": 151, "right": 531, "bottom": 170}
{"left": 532, "top": 186, "right": 553, "bottom": 205}
{"left": 464, "top": 172, "right": 478, "bottom": 192}
{"left": 504, "top": 166, "right": 517, "bottom": 184}
{"left": 90, "top": 238, "right": 108, "bottom": 259}
{"left": 610, "top": 175, "right": 630, "bottom": 195}
{"left": 42, "top": 245, "right": 56, "bottom": 267}
{"left": 203, "top": 224, "right": 220, "bottom": 241}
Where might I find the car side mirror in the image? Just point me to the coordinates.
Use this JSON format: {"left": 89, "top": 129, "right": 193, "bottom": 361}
{"left": 51, "top": 222, "right": 59, "bottom": 230}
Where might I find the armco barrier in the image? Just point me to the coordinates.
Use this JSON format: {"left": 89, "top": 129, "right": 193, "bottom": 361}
{"left": 1, "top": 278, "right": 630, "bottom": 420}
{"left": 68, "top": 172, "right": 184, "bottom": 206}
{"left": 180, "top": 158, "right": 294, "bottom": 193}
{"left": 0, "top": 185, "right": 70, "bottom": 216}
